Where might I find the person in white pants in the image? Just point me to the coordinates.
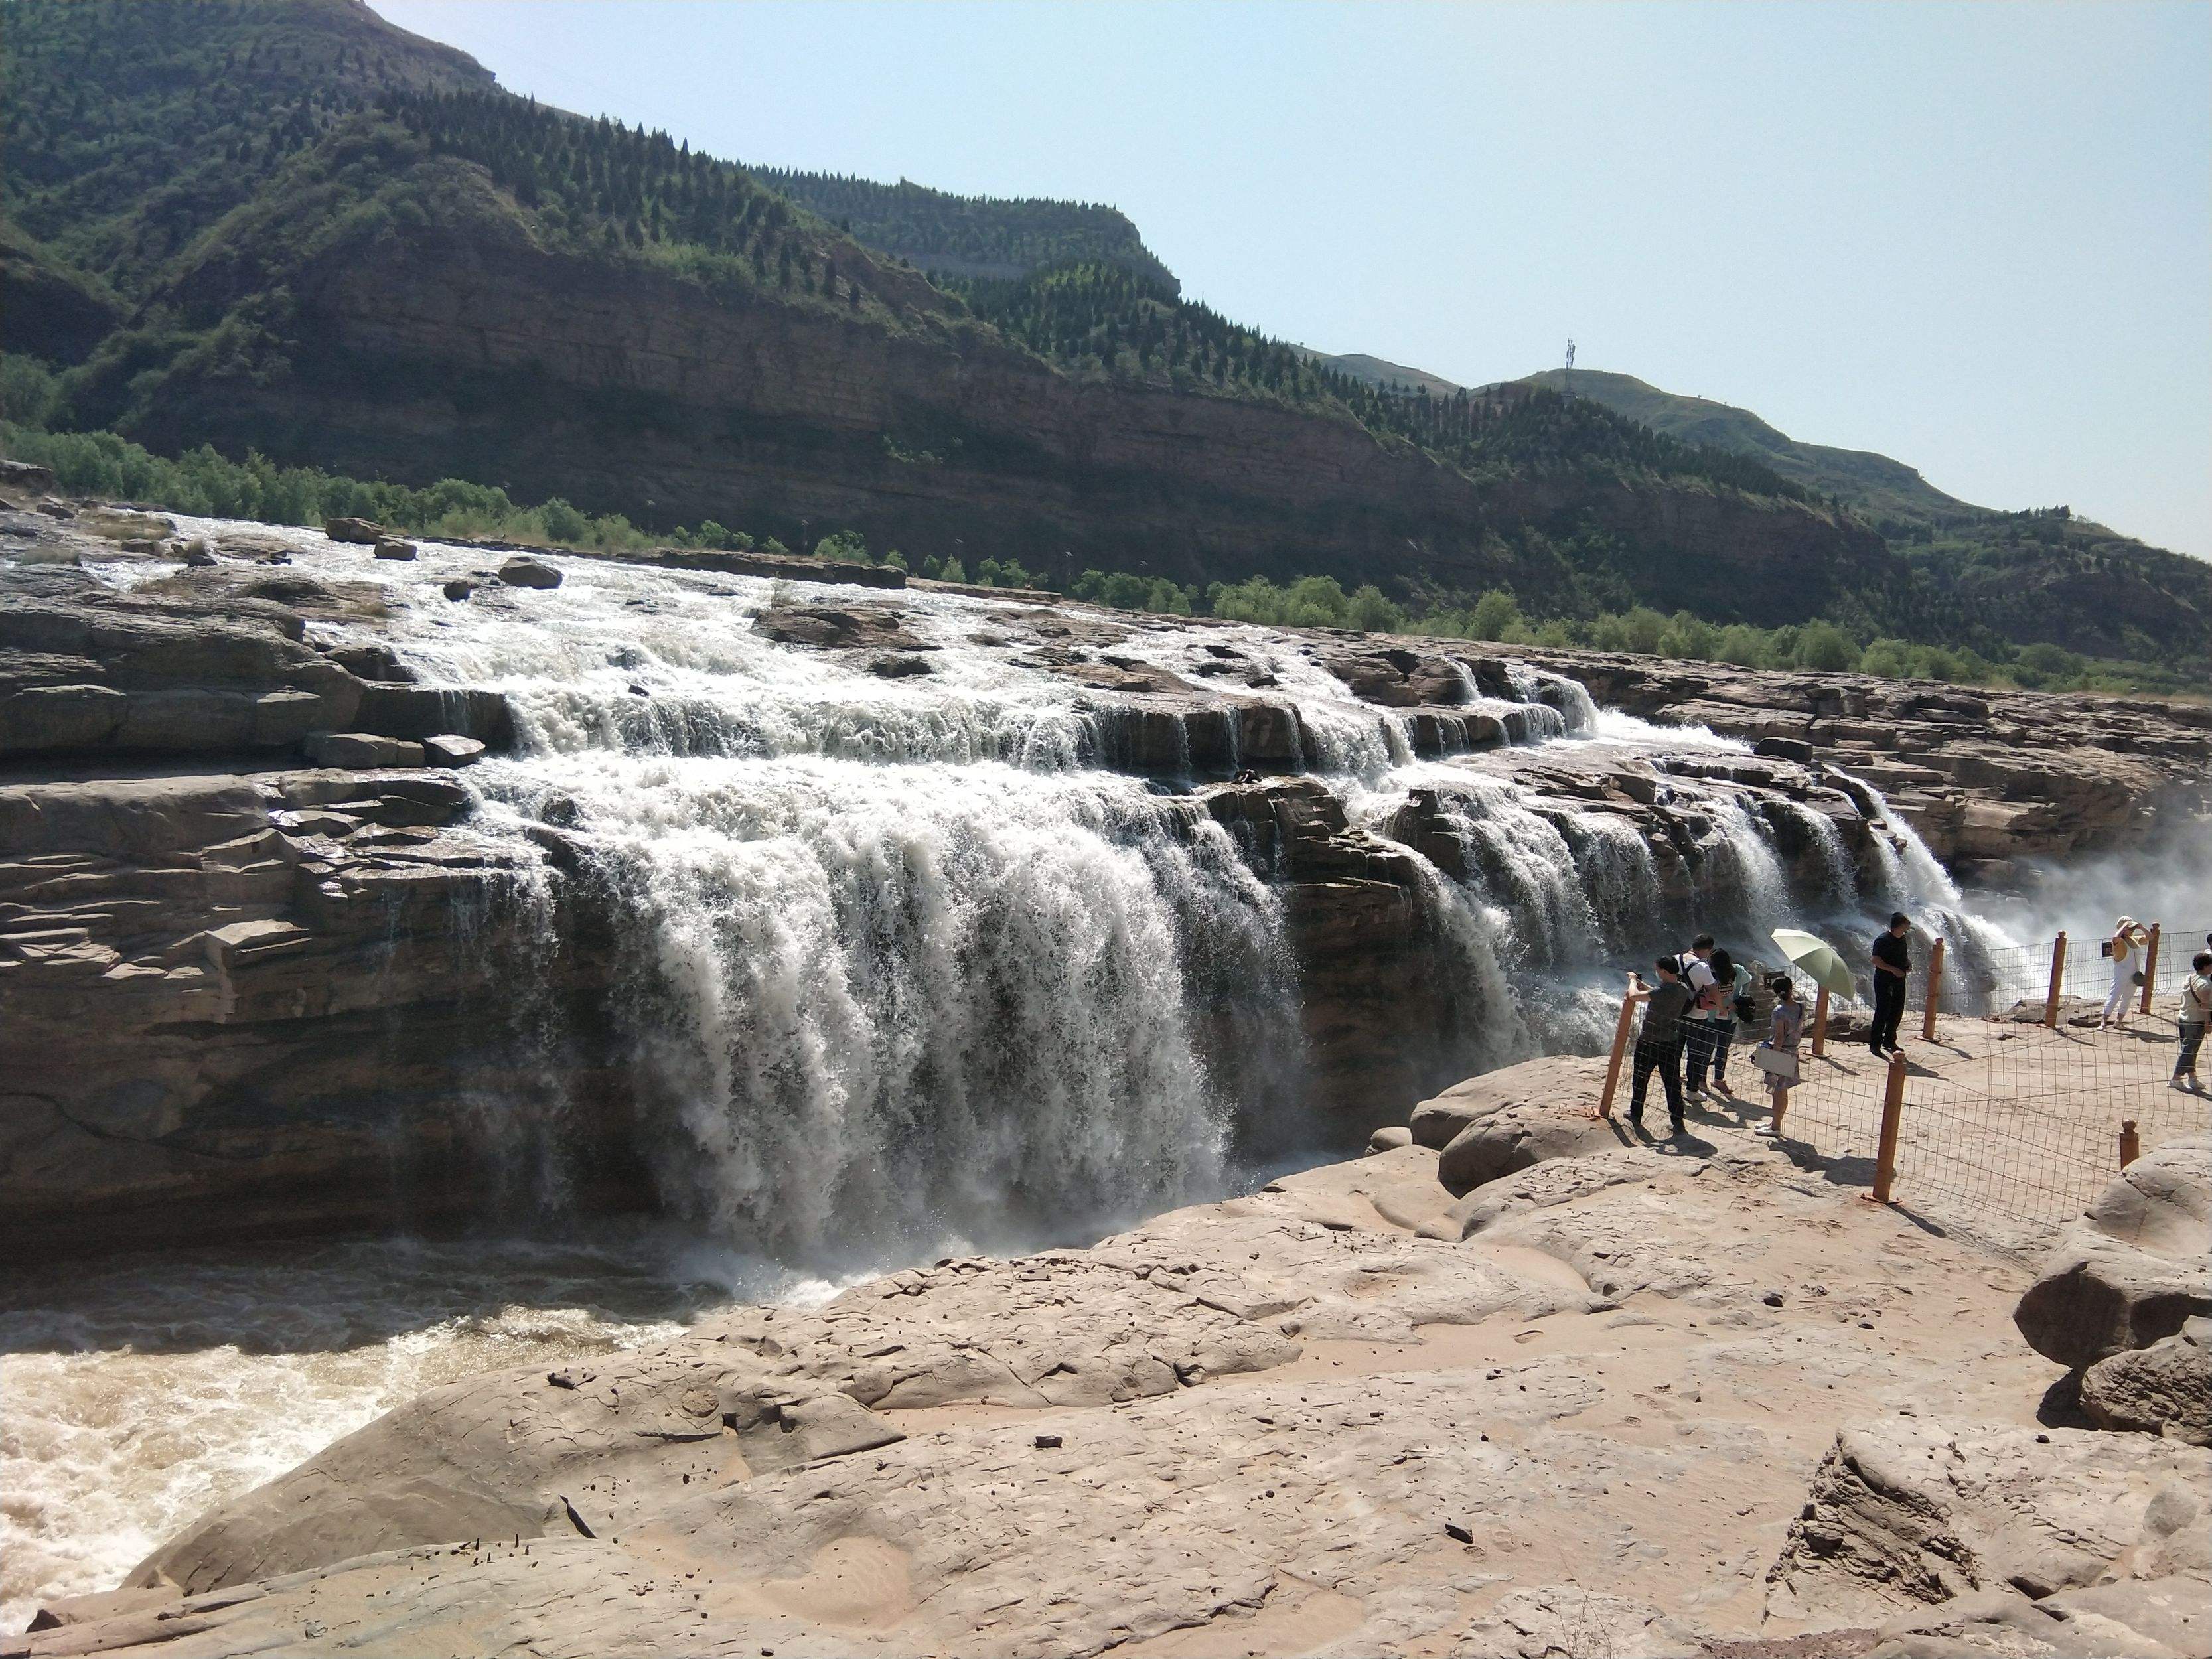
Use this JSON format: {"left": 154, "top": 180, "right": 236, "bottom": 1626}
{"left": 2099, "top": 916, "right": 2149, "bottom": 1030}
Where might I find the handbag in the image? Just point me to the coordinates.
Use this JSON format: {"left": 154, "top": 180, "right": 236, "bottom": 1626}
{"left": 2132, "top": 970, "right": 2146, "bottom": 987}
{"left": 1752, "top": 1044, "right": 1799, "bottom": 1084}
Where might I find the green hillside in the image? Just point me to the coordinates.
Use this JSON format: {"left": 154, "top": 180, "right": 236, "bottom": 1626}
{"left": 1515, "top": 367, "right": 1975, "bottom": 528}
{"left": 753, "top": 169, "right": 1176, "bottom": 290}
{"left": 1293, "top": 348, "right": 1464, "bottom": 400}
{"left": 2, "top": 0, "right": 2203, "bottom": 678}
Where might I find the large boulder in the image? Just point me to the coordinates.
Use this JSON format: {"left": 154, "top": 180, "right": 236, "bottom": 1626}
{"left": 2014, "top": 1136, "right": 2211, "bottom": 1370}
{"left": 1765, "top": 1420, "right": 2212, "bottom": 1625}
{"left": 130, "top": 1349, "right": 903, "bottom": 1596}
{"left": 323, "top": 516, "right": 385, "bottom": 543}
{"left": 2080, "top": 1321, "right": 2212, "bottom": 1446}
{"left": 498, "top": 555, "right": 563, "bottom": 589}
{"left": 1416, "top": 1054, "right": 1618, "bottom": 1194}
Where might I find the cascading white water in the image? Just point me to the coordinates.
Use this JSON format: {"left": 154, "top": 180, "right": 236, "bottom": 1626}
{"left": 490, "top": 754, "right": 1284, "bottom": 1256}
{"left": 1830, "top": 767, "right": 2020, "bottom": 1001}
{"left": 1766, "top": 797, "right": 1860, "bottom": 914}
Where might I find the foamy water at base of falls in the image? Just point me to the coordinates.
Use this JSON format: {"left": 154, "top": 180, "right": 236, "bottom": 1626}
{"left": 5, "top": 522, "right": 2026, "bottom": 1624}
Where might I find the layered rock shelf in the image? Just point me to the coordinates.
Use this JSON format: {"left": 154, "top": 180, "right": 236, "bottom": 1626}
{"left": 5, "top": 500, "right": 2210, "bottom": 1261}
{"left": 1502, "top": 647, "right": 2212, "bottom": 870}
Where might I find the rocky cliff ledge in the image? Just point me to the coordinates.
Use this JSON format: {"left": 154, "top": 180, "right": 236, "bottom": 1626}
{"left": 3, "top": 502, "right": 2208, "bottom": 1261}
{"left": 19, "top": 1069, "right": 2206, "bottom": 1657}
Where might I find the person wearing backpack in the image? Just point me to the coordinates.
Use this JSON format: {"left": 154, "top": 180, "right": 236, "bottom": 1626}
{"left": 2174, "top": 951, "right": 2211, "bottom": 1092}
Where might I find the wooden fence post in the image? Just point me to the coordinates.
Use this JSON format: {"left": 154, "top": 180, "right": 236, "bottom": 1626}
{"left": 2043, "top": 931, "right": 2067, "bottom": 1029}
{"left": 1921, "top": 936, "right": 1945, "bottom": 1044}
{"left": 1811, "top": 985, "right": 1830, "bottom": 1058}
{"left": 1597, "top": 989, "right": 1637, "bottom": 1119}
{"left": 2139, "top": 924, "right": 2161, "bottom": 1016}
{"left": 1870, "top": 1052, "right": 1907, "bottom": 1204}
{"left": 2120, "top": 1119, "right": 2140, "bottom": 1169}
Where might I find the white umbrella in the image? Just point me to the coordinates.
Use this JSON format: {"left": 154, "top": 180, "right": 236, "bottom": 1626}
{"left": 1770, "top": 928, "right": 1857, "bottom": 999}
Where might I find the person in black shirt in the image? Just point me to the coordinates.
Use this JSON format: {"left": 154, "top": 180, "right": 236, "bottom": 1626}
{"left": 1870, "top": 912, "right": 1911, "bottom": 1057}
{"left": 1625, "top": 956, "right": 1693, "bottom": 1136}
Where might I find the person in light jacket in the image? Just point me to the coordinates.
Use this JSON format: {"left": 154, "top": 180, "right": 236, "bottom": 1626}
{"left": 2099, "top": 916, "right": 2150, "bottom": 1031}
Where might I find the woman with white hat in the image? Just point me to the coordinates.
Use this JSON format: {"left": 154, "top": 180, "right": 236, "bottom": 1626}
{"left": 2099, "top": 916, "right": 2150, "bottom": 1030}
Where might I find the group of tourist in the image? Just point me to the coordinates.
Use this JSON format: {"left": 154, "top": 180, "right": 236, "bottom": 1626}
{"left": 1623, "top": 931, "right": 1769, "bottom": 1137}
{"left": 1623, "top": 912, "right": 1913, "bottom": 1138}
{"left": 1622, "top": 913, "right": 2211, "bottom": 1133}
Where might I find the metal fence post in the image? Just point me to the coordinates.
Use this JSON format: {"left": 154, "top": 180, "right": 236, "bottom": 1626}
{"left": 1811, "top": 985, "right": 1830, "bottom": 1058}
{"left": 2139, "top": 924, "right": 2161, "bottom": 1016}
{"left": 1921, "top": 936, "right": 1945, "bottom": 1043}
{"left": 2043, "top": 931, "right": 2067, "bottom": 1029}
{"left": 2120, "top": 1119, "right": 2140, "bottom": 1169}
{"left": 1597, "top": 989, "right": 1637, "bottom": 1119}
{"left": 1870, "top": 1052, "right": 1907, "bottom": 1205}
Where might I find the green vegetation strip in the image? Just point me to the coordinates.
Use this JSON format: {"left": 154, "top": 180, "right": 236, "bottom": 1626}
{"left": 5, "top": 412, "right": 2187, "bottom": 699}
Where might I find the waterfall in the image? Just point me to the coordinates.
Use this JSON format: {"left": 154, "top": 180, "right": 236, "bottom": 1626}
{"left": 1830, "top": 766, "right": 2019, "bottom": 1005}
{"left": 1767, "top": 797, "right": 1860, "bottom": 914}
{"left": 490, "top": 755, "right": 1291, "bottom": 1257}
{"left": 250, "top": 533, "right": 2031, "bottom": 1250}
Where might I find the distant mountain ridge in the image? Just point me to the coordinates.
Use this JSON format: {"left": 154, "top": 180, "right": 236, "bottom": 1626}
{"left": 1513, "top": 368, "right": 1977, "bottom": 530}
{"left": 753, "top": 169, "right": 1176, "bottom": 291}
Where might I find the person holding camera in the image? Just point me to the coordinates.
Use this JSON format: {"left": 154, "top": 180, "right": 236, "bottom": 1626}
{"left": 2098, "top": 916, "right": 2151, "bottom": 1031}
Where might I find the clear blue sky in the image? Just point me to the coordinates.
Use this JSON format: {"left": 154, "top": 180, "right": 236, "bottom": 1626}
{"left": 374, "top": 1, "right": 2209, "bottom": 557}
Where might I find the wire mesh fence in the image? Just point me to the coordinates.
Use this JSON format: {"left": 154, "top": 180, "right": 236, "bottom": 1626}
{"left": 1761, "top": 920, "right": 2210, "bottom": 1228}
{"left": 1597, "top": 922, "right": 2211, "bottom": 1230}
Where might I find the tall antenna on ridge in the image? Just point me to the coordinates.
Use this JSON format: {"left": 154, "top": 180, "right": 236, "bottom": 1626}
{"left": 1564, "top": 338, "right": 1576, "bottom": 389}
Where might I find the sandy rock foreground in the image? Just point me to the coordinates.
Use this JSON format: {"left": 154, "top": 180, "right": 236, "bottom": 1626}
{"left": 15, "top": 1059, "right": 2209, "bottom": 1658}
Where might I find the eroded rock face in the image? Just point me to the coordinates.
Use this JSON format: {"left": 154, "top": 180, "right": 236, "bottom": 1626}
{"left": 2080, "top": 1323, "right": 2212, "bottom": 1446}
{"left": 0, "top": 770, "right": 642, "bottom": 1258}
{"left": 2014, "top": 1137, "right": 2212, "bottom": 1371}
{"left": 1765, "top": 1421, "right": 2212, "bottom": 1624}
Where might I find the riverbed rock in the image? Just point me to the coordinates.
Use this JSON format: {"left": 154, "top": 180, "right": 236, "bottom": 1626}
{"left": 323, "top": 516, "right": 385, "bottom": 544}
{"left": 421, "top": 734, "right": 486, "bottom": 768}
{"left": 372, "top": 538, "right": 418, "bottom": 561}
{"left": 1765, "top": 1420, "right": 2212, "bottom": 1624}
{"left": 2080, "top": 1323, "right": 2212, "bottom": 1445}
{"left": 1424, "top": 1056, "right": 1621, "bottom": 1194}
{"left": 2013, "top": 1136, "right": 2212, "bottom": 1370}
{"left": 498, "top": 555, "right": 563, "bottom": 589}
{"left": 303, "top": 731, "right": 426, "bottom": 768}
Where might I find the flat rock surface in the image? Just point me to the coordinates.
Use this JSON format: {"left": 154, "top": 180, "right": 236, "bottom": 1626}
{"left": 35, "top": 1058, "right": 2208, "bottom": 1659}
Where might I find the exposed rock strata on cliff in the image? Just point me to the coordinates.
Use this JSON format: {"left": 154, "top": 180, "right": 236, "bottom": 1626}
{"left": 129, "top": 204, "right": 1893, "bottom": 620}
{"left": 29, "top": 1053, "right": 2204, "bottom": 1658}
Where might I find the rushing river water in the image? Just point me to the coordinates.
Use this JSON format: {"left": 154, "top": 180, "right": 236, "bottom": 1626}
{"left": 3, "top": 524, "right": 2024, "bottom": 1626}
